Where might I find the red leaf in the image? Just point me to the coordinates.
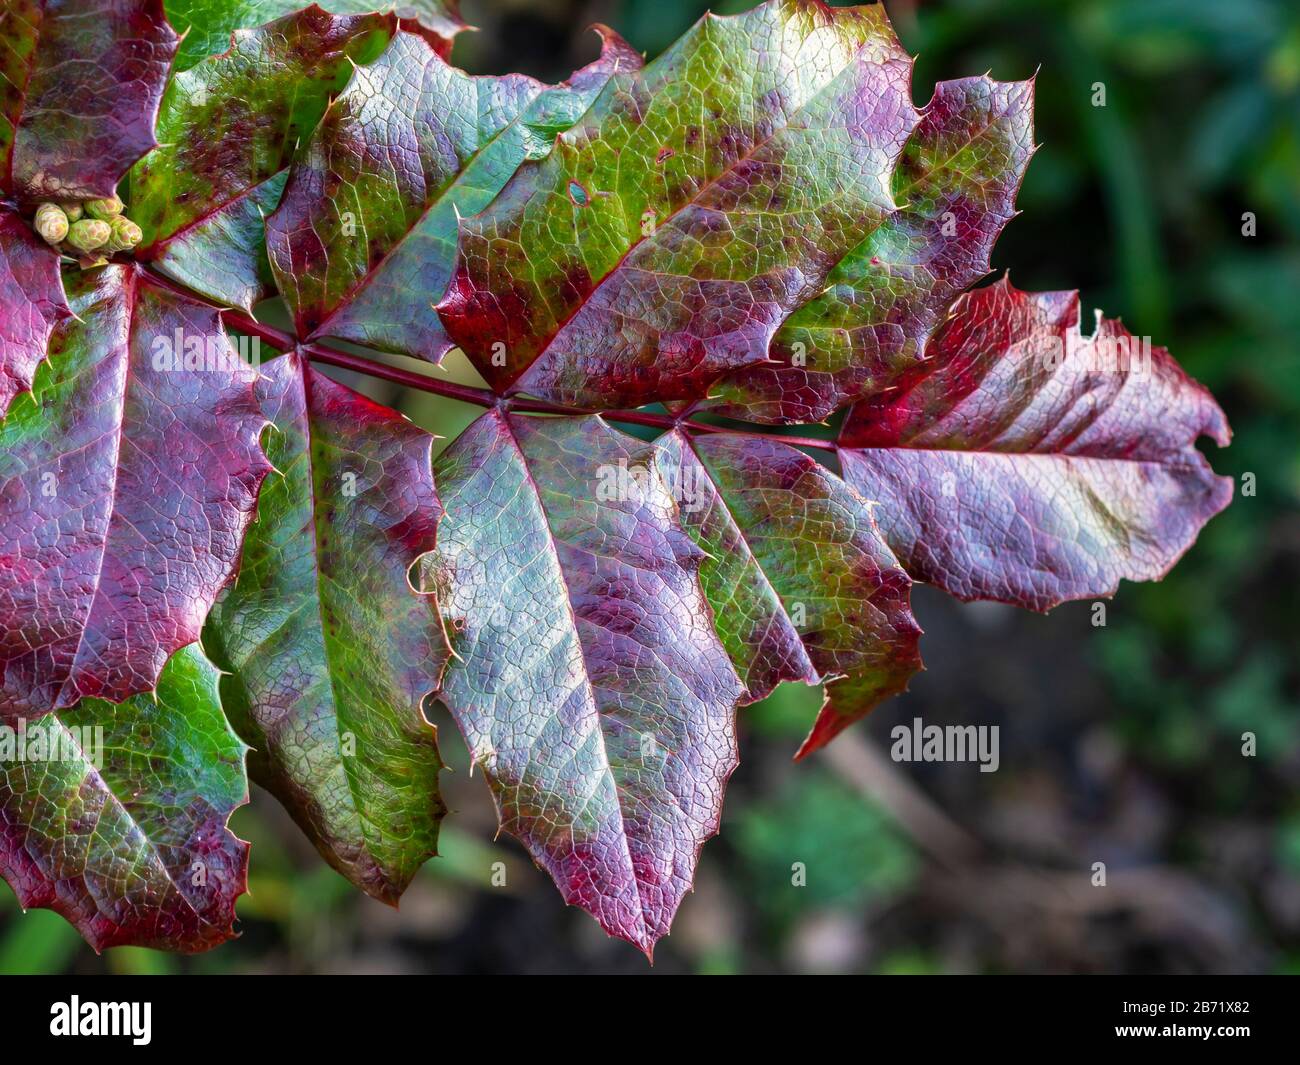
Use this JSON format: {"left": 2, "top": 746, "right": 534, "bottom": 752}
{"left": 0, "top": 205, "right": 69, "bottom": 417}
{"left": 839, "top": 277, "right": 1233, "bottom": 611}
{"left": 657, "top": 430, "right": 922, "bottom": 757}
{"left": 0, "top": 266, "right": 270, "bottom": 718}
{"left": 206, "top": 353, "right": 449, "bottom": 904}
{"left": 0, "top": 0, "right": 178, "bottom": 203}
{"left": 432, "top": 411, "right": 742, "bottom": 956}
{"left": 266, "top": 24, "right": 640, "bottom": 362}
{"left": 705, "top": 74, "right": 1035, "bottom": 423}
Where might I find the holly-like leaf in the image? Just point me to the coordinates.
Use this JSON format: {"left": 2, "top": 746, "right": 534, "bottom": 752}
{"left": 132, "top": 5, "right": 399, "bottom": 310}
{"left": 706, "top": 75, "right": 1035, "bottom": 424}
{"left": 437, "top": 0, "right": 916, "bottom": 409}
{"left": 164, "top": 0, "right": 467, "bottom": 71}
{"left": 431, "top": 411, "right": 742, "bottom": 955}
{"left": 839, "top": 278, "right": 1233, "bottom": 611}
{"left": 657, "top": 431, "right": 921, "bottom": 757}
{"left": 0, "top": 206, "right": 69, "bottom": 417}
{"left": 0, "top": 266, "right": 270, "bottom": 719}
{"left": 266, "top": 23, "right": 640, "bottom": 361}
{"left": 0, "top": 0, "right": 178, "bottom": 203}
{"left": 205, "top": 352, "right": 447, "bottom": 904}
{"left": 0, "top": 644, "right": 249, "bottom": 953}
{"left": 0, "top": 0, "right": 1240, "bottom": 964}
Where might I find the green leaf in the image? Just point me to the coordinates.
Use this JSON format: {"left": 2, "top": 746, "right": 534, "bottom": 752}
{"left": 431, "top": 411, "right": 742, "bottom": 956}
{"left": 133, "top": 6, "right": 399, "bottom": 309}
{"left": 0, "top": 645, "right": 249, "bottom": 953}
{"left": 164, "top": 0, "right": 466, "bottom": 71}
{"left": 205, "top": 353, "right": 447, "bottom": 904}
{"left": 657, "top": 431, "right": 921, "bottom": 756}
{"left": 705, "top": 74, "right": 1035, "bottom": 423}
{"left": 438, "top": 0, "right": 917, "bottom": 408}
{"left": 266, "top": 24, "right": 641, "bottom": 359}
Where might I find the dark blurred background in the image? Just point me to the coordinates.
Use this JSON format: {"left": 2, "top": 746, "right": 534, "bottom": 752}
{"left": 3, "top": 0, "right": 1296, "bottom": 974}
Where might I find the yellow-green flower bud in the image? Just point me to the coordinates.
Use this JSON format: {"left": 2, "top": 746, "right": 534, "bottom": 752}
{"left": 84, "top": 196, "right": 123, "bottom": 221}
{"left": 62, "top": 202, "right": 84, "bottom": 222}
{"left": 33, "top": 203, "right": 69, "bottom": 244}
{"left": 103, "top": 215, "right": 143, "bottom": 253}
{"left": 66, "top": 218, "right": 112, "bottom": 252}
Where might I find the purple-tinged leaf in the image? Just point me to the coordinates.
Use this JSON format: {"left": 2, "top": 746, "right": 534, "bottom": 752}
{"left": 0, "top": 0, "right": 178, "bottom": 203}
{"left": 839, "top": 277, "right": 1233, "bottom": 611}
{"left": 132, "top": 5, "right": 398, "bottom": 310}
{"left": 205, "top": 353, "right": 448, "bottom": 904}
{"left": 0, "top": 266, "right": 270, "bottom": 719}
{"left": 431, "top": 411, "right": 742, "bottom": 955}
{"left": 657, "top": 430, "right": 921, "bottom": 757}
{"left": 0, "top": 205, "right": 69, "bottom": 417}
{"left": 706, "top": 75, "right": 1035, "bottom": 424}
{"left": 164, "top": 0, "right": 468, "bottom": 72}
{"left": 266, "top": 24, "right": 640, "bottom": 360}
{"left": 438, "top": 0, "right": 916, "bottom": 409}
{"left": 0, "top": 644, "right": 249, "bottom": 952}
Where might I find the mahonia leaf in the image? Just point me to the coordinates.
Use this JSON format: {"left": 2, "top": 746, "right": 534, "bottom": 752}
{"left": 132, "top": 5, "right": 399, "bottom": 310}
{"left": 164, "top": 0, "right": 466, "bottom": 71}
{"left": 839, "top": 277, "right": 1233, "bottom": 611}
{"left": 705, "top": 75, "right": 1035, "bottom": 423}
{"left": 266, "top": 24, "right": 640, "bottom": 360}
{"left": 0, "top": 266, "right": 270, "bottom": 718}
{"left": 0, "top": 644, "right": 249, "bottom": 953}
{"left": 0, "top": 206, "right": 69, "bottom": 417}
{"left": 437, "top": 0, "right": 916, "bottom": 409}
{"left": 431, "top": 411, "right": 742, "bottom": 956}
{"left": 657, "top": 431, "right": 921, "bottom": 757}
{"left": 205, "top": 352, "right": 447, "bottom": 904}
{"left": 0, "top": 0, "right": 178, "bottom": 203}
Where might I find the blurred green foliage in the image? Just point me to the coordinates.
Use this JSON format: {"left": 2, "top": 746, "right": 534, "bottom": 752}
{"left": 734, "top": 771, "right": 917, "bottom": 928}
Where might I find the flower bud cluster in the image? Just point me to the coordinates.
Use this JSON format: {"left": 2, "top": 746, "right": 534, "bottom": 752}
{"left": 30, "top": 195, "right": 143, "bottom": 264}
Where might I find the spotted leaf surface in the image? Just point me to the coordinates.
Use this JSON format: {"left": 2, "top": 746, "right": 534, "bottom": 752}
{"left": 657, "top": 430, "right": 921, "bottom": 757}
{"left": 0, "top": 205, "right": 69, "bottom": 417}
{"left": 0, "top": 266, "right": 270, "bottom": 719}
{"left": 707, "top": 75, "right": 1035, "bottom": 424}
{"left": 0, "top": 0, "right": 178, "bottom": 203}
{"left": 839, "top": 278, "right": 1233, "bottom": 611}
{"left": 205, "top": 352, "right": 447, "bottom": 904}
{"left": 0, "top": 644, "right": 249, "bottom": 952}
{"left": 266, "top": 24, "right": 640, "bottom": 361}
{"left": 438, "top": 0, "right": 916, "bottom": 409}
{"left": 163, "top": 0, "right": 466, "bottom": 71}
{"left": 132, "top": 5, "right": 398, "bottom": 310}
{"left": 431, "top": 411, "right": 741, "bottom": 955}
